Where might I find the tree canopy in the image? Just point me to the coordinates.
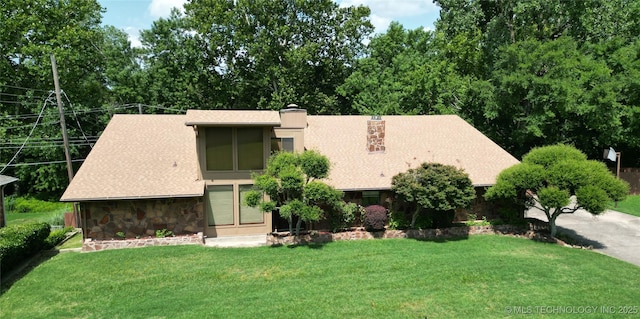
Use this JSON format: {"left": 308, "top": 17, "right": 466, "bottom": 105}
{"left": 245, "top": 151, "right": 343, "bottom": 235}
{"left": 392, "top": 162, "right": 475, "bottom": 228}
{"left": 2, "top": 0, "right": 640, "bottom": 198}
{"left": 485, "top": 144, "right": 629, "bottom": 237}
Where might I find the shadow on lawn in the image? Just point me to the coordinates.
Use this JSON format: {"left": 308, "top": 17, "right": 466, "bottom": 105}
{"left": 410, "top": 234, "right": 470, "bottom": 243}
{"left": 269, "top": 242, "right": 329, "bottom": 250}
{"left": 0, "top": 250, "right": 59, "bottom": 295}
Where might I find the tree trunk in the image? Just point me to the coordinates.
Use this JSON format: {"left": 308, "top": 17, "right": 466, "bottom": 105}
{"left": 549, "top": 214, "right": 559, "bottom": 237}
{"left": 288, "top": 215, "right": 293, "bottom": 235}
{"left": 410, "top": 208, "right": 420, "bottom": 229}
{"left": 295, "top": 218, "right": 303, "bottom": 236}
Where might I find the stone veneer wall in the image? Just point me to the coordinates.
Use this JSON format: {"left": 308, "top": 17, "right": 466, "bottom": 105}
{"left": 82, "top": 197, "right": 204, "bottom": 240}
{"left": 82, "top": 233, "right": 204, "bottom": 252}
{"left": 267, "top": 224, "right": 540, "bottom": 246}
{"left": 367, "top": 119, "right": 385, "bottom": 152}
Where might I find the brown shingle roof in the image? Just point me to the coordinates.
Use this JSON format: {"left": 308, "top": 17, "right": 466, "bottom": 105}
{"left": 185, "top": 110, "right": 280, "bottom": 126}
{"left": 60, "top": 114, "right": 203, "bottom": 201}
{"left": 61, "top": 111, "right": 519, "bottom": 201}
{"left": 304, "top": 115, "right": 519, "bottom": 189}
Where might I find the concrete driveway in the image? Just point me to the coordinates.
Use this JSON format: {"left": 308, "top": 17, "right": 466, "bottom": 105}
{"left": 526, "top": 208, "right": 640, "bottom": 267}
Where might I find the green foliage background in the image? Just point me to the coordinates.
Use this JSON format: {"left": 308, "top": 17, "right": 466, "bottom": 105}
{"left": 2, "top": 0, "right": 639, "bottom": 198}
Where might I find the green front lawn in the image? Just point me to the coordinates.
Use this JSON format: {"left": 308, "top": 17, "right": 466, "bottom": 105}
{"left": 1, "top": 236, "right": 639, "bottom": 318}
{"left": 5, "top": 211, "right": 60, "bottom": 225}
{"left": 609, "top": 195, "right": 640, "bottom": 217}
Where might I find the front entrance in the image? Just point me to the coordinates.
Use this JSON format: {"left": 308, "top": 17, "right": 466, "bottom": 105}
{"left": 204, "top": 184, "right": 271, "bottom": 237}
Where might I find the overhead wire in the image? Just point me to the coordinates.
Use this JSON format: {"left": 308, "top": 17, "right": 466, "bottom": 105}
{"left": 62, "top": 90, "right": 94, "bottom": 148}
{"left": 3, "top": 158, "right": 85, "bottom": 167}
{"left": 0, "top": 92, "right": 54, "bottom": 174}
{"left": 0, "top": 83, "right": 50, "bottom": 93}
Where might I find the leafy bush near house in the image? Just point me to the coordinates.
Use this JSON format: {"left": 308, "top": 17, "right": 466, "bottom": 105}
{"left": 0, "top": 222, "right": 50, "bottom": 273}
{"left": 7, "top": 196, "right": 70, "bottom": 214}
{"left": 47, "top": 212, "right": 65, "bottom": 226}
{"left": 155, "top": 229, "right": 174, "bottom": 238}
{"left": 45, "top": 226, "right": 76, "bottom": 248}
{"left": 363, "top": 205, "right": 388, "bottom": 231}
{"left": 392, "top": 163, "right": 475, "bottom": 229}
{"left": 327, "top": 202, "right": 364, "bottom": 232}
{"left": 388, "top": 210, "right": 409, "bottom": 230}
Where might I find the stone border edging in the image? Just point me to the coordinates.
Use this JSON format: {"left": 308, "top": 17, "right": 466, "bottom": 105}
{"left": 82, "top": 232, "right": 204, "bottom": 252}
{"left": 267, "top": 224, "right": 554, "bottom": 246}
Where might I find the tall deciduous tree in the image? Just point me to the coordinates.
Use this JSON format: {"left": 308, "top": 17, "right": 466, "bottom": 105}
{"left": 432, "top": 0, "right": 640, "bottom": 163}
{"left": 0, "top": 0, "right": 108, "bottom": 198}
{"left": 183, "top": 0, "right": 373, "bottom": 113}
{"left": 485, "top": 144, "right": 629, "bottom": 237}
{"left": 339, "top": 23, "right": 479, "bottom": 116}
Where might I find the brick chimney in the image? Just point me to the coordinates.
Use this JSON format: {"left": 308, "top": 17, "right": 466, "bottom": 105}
{"left": 367, "top": 116, "right": 385, "bottom": 153}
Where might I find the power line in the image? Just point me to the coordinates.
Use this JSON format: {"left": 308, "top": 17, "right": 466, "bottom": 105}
{"left": 0, "top": 93, "right": 52, "bottom": 174}
{"left": 0, "top": 84, "right": 50, "bottom": 93}
{"left": 0, "top": 104, "right": 137, "bottom": 120}
{"left": 62, "top": 90, "right": 93, "bottom": 149}
{"left": 2, "top": 158, "right": 85, "bottom": 167}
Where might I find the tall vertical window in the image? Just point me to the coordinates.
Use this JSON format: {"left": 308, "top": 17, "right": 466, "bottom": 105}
{"left": 206, "top": 127, "right": 233, "bottom": 170}
{"left": 206, "top": 185, "right": 234, "bottom": 226}
{"left": 239, "top": 185, "right": 263, "bottom": 224}
{"left": 205, "top": 127, "right": 265, "bottom": 171}
{"left": 237, "top": 128, "right": 264, "bottom": 170}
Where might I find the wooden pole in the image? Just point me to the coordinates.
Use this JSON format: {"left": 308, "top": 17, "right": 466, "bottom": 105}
{"left": 51, "top": 55, "right": 78, "bottom": 219}
{"left": 616, "top": 152, "right": 621, "bottom": 179}
{"left": 0, "top": 186, "right": 6, "bottom": 228}
{"left": 615, "top": 152, "right": 621, "bottom": 208}
{"left": 51, "top": 55, "right": 74, "bottom": 183}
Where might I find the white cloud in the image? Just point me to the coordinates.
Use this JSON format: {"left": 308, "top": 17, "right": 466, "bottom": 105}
{"left": 339, "top": 0, "right": 438, "bottom": 18}
{"left": 338, "top": 0, "right": 439, "bottom": 33}
{"left": 124, "top": 27, "right": 143, "bottom": 48}
{"left": 369, "top": 14, "right": 392, "bottom": 34}
{"left": 148, "top": 0, "right": 188, "bottom": 18}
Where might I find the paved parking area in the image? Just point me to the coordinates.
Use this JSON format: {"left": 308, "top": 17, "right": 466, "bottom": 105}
{"left": 526, "top": 209, "right": 640, "bottom": 267}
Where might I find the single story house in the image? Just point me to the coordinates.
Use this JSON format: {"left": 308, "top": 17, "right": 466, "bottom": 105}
{"left": 60, "top": 107, "right": 519, "bottom": 240}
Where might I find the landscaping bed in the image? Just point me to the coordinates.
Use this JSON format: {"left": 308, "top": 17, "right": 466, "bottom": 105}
{"left": 81, "top": 232, "right": 204, "bottom": 252}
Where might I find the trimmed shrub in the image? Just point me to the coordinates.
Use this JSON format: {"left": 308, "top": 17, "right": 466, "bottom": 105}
{"left": 45, "top": 226, "right": 76, "bottom": 249}
{"left": 363, "top": 205, "right": 388, "bottom": 231}
{"left": 0, "top": 222, "right": 50, "bottom": 274}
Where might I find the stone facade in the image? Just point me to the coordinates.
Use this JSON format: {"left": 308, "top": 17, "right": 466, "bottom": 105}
{"left": 367, "top": 118, "right": 385, "bottom": 152}
{"left": 267, "top": 224, "right": 543, "bottom": 246}
{"left": 82, "top": 233, "right": 204, "bottom": 252}
{"left": 82, "top": 197, "right": 204, "bottom": 240}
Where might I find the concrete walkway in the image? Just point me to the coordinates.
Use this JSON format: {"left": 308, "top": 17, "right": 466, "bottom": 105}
{"left": 204, "top": 235, "right": 266, "bottom": 248}
{"left": 526, "top": 209, "right": 640, "bottom": 267}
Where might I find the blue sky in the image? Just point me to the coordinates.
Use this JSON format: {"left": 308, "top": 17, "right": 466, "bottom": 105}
{"left": 98, "top": 0, "right": 441, "bottom": 47}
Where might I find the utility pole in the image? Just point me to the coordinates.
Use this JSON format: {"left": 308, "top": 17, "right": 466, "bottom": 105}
{"left": 51, "top": 55, "right": 78, "bottom": 223}
{"left": 51, "top": 55, "right": 75, "bottom": 183}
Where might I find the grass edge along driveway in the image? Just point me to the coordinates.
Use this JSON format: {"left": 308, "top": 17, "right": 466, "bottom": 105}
{"left": 1, "top": 235, "right": 639, "bottom": 318}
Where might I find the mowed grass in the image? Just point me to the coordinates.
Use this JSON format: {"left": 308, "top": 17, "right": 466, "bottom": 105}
{"left": 610, "top": 195, "right": 640, "bottom": 217}
{"left": 5, "top": 210, "right": 60, "bottom": 225}
{"left": 1, "top": 236, "right": 639, "bottom": 318}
